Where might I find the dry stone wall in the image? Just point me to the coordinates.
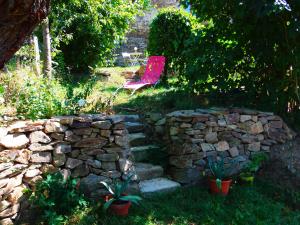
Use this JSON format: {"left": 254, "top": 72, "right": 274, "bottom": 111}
{"left": 0, "top": 114, "right": 133, "bottom": 224}
{"left": 145, "top": 108, "right": 296, "bottom": 184}
{"left": 115, "top": 0, "right": 179, "bottom": 65}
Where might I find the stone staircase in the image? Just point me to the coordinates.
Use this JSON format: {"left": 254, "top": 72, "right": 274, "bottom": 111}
{"left": 123, "top": 115, "right": 181, "bottom": 196}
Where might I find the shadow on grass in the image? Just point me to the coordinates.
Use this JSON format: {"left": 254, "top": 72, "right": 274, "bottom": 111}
{"left": 71, "top": 181, "right": 300, "bottom": 225}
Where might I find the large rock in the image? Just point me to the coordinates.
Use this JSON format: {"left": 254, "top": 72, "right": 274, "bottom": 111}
{"left": 64, "top": 130, "right": 81, "bottom": 142}
{"left": 115, "top": 135, "right": 129, "bottom": 147}
{"left": 240, "top": 115, "right": 252, "bottom": 122}
{"left": 0, "top": 204, "right": 20, "bottom": 218}
{"left": 74, "top": 138, "right": 107, "bottom": 148}
{"left": 54, "top": 144, "right": 71, "bottom": 154}
{"left": 215, "top": 141, "right": 230, "bottom": 151}
{"left": 80, "top": 174, "right": 110, "bottom": 197}
{"left": 30, "top": 152, "right": 52, "bottom": 163}
{"left": 135, "top": 163, "right": 163, "bottom": 181}
{"left": 0, "top": 128, "right": 8, "bottom": 139}
{"left": 200, "top": 143, "right": 215, "bottom": 152}
{"left": 0, "top": 134, "right": 29, "bottom": 149}
{"left": 249, "top": 122, "right": 264, "bottom": 134}
{"left": 92, "top": 120, "right": 112, "bottom": 129}
{"left": 29, "top": 143, "right": 53, "bottom": 151}
{"left": 0, "top": 200, "right": 11, "bottom": 212}
{"left": 71, "top": 164, "right": 89, "bottom": 178}
{"left": 53, "top": 153, "right": 66, "bottom": 167}
{"left": 24, "top": 169, "right": 41, "bottom": 178}
{"left": 96, "top": 153, "right": 119, "bottom": 162}
{"left": 0, "top": 218, "right": 13, "bottom": 225}
{"left": 44, "top": 121, "right": 67, "bottom": 133}
{"left": 0, "top": 164, "right": 27, "bottom": 179}
{"left": 0, "top": 163, "right": 13, "bottom": 173}
{"left": 169, "top": 156, "right": 193, "bottom": 169}
{"left": 86, "top": 159, "right": 102, "bottom": 168}
{"left": 65, "top": 158, "right": 83, "bottom": 169}
{"left": 247, "top": 142, "right": 261, "bottom": 152}
{"left": 29, "top": 131, "right": 51, "bottom": 143}
{"left": 205, "top": 132, "right": 218, "bottom": 143}
{"left": 101, "top": 162, "right": 116, "bottom": 171}
{"left": 169, "top": 167, "right": 203, "bottom": 184}
{"left": 7, "top": 185, "right": 26, "bottom": 203}
{"left": 73, "top": 128, "right": 93, "bottom": 136}
{"left": 139, "top": 178, "right": 180, "bottom": 196}
{"left": 8, "top": 121, "right": 44, "bottom": 133}
{"left": 229, "top": 147, "right": 239, "bottom": 157}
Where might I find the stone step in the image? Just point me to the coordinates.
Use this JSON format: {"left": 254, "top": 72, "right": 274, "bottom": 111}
{"left": 129, "top": 132, "right": 147, "bottom": 146}
{"left": 131, "top": 145, "right": 160, "bottom": 162}
{"left": 120, "top": 114, "right": 141, "bottom": 123}
{"left": 135, "top": 163, "right": 164, "bottom": 181}
{"left": 125, "top": 122, "right": 144, "bottom": 133}
{"left": 139, "top": 178, "right": 181, "bottom": 196}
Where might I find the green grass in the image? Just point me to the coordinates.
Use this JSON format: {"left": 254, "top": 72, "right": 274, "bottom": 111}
{"left": 66, "top": 180, "right": 300, "bottom": 225}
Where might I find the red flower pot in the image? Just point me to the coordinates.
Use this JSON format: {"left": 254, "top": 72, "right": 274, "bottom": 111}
{"left": 102, "top": 194, "right": 132, "bottom": 216}
{"left": 209, "top": 178, "right": 232, "bottom": 196}
{"left": 110, "top": 201, "right": 132, "bottom": 216}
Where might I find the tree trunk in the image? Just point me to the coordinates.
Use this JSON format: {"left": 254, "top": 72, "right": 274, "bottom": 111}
{"left": 0, "top": 0, "right": 50, "bottom": 69}
{"left": 33, "top": 36, "right": 41, "bottom": 76}
{"left": 42, "top": 17, "right": 52, "bottom": 78}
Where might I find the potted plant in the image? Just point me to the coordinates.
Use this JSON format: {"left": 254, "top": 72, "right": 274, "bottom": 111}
{"left": 100, "top": 175, "right": 142, "bottom": 216}
{"left": 239, "top": 153, "right": 268, "bottom": 185}
{"left": 208, "top": 157, "right": 234, "bottom": 196}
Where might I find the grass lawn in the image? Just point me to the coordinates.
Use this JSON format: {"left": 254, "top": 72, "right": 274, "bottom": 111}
{"left": 67, "top": 180, "right": 300, "bottom": 225}
{"left": 78, "top": 66, "right": 215, "bottom": 115}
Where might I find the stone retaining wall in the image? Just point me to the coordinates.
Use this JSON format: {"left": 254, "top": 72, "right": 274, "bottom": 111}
{"left": 144, "top": 108, "right": 296, "bottom": 184}
{"left": 0, "top": 114, "right": 133, "bottom": 224}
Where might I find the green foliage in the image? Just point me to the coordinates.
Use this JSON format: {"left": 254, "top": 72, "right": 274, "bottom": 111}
{"left": 50, "top": 0, "right": 150, "bottom": 72}
{"left": 178, "top": 0, "right": 300, "bottom": 125}
{"left": 16, "top": 76, "right": 67, "bottom": 120}
{"left": 148, "top": 7, "right": 199, "bottom": 76}
{"left": 65, "top": 182, "right": 300, "bottom": 225}
{"left": 246, "top": 153, "right": 268, "bottom": 174}
{"left": 28, "top": 172, "right": 89, "bottom": 225}
{"left": 101, "top": 175, "right": 142, "bottom": 211}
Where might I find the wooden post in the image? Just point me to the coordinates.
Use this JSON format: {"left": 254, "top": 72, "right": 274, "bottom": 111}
{"left": 42, "top": 17, "right": 52, "bottom": 79}
{"left": 33, "top": 35, "right": 41, "bottom": 76}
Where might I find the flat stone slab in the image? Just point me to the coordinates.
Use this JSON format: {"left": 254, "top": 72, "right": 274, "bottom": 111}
{"left": 135, "top": 163, "right": 163, "bottom": 181}
{"left": 129, "top": 133, "right": 147, "bottom": 146}
{"left": 120, "top": 115, "right": 140, "bottom": 123}
{"left": 131, "top": 145, "right": 160, "bottom": 162}
{"left": 125, "top": 122, "right": 144, "bottom": 133}
{"left": 139, "top": 178, "right": 181, "bottom": 196}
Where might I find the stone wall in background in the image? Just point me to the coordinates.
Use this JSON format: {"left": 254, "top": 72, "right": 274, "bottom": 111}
{"left": 0, "top": 115, "right": 133, "bottom": 224}
{"left": 144, "top": 108, "right": 296, "bottom": 184}
{"left": 115, "top": 0, "right": 179, "bottom": 65}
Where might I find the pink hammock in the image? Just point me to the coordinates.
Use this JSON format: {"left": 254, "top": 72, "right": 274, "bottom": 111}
{"left": 116, "top": 56, "right": 166, "bottom": 95}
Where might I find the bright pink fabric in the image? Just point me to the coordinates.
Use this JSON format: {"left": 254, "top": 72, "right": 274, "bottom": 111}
{"left": 123, "top": 56, "right": 166, "bottom": 90}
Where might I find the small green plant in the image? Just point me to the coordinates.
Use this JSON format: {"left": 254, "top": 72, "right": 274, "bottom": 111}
{"left": 240, "top": 153, "right": 268, "bottom": 184}
{"left": 100, "top": 175, "right": 142, "bottom": 211}
{"left": 28, "top": 172, "right": 89, "bottom": 225}
{"left": 208, "top": 157, "right": 238, "bottom": 190}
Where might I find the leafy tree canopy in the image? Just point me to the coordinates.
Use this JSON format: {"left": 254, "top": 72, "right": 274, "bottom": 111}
{"left": 50, "top": 0, "right": 150, "bottom": 72}
{"left": 180, "top": 0, "right": 300, "bottom": 116}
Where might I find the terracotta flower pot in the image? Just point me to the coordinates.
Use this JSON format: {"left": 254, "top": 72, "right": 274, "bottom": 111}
{"left": 209, "top": 178, "right": 232, "bottom": 196}
{"left": 110, "top": 201, "right": 132, "bottom": 216}
{"left": 103, "top": 194, "right": 132, "bottom": 216}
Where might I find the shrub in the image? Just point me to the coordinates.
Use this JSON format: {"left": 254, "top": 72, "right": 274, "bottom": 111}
{"left": 16, "top": 75, "right": 67, "bottom": 120}
{"left": 180, "top": 0, "right": 300, "bottom": 128}
{"left": 50, "top": 0, "right": 150, "bottom": 72}
{"left": 28, "top": 172, "right": 89, "bottom": 225}
{"left": 148, "top": 7, "right": 199, "bottom": 77}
